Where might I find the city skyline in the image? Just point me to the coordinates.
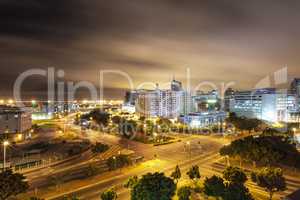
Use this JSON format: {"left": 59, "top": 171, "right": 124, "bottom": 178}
{"left": 2, "top": 2, "right": 300, "bottom": 200}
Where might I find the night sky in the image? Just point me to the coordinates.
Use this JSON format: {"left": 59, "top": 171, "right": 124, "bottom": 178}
{"left": 1, "top": 0, "right": 300, "bottom": 99}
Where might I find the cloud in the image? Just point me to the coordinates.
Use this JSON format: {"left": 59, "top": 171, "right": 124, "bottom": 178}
{"left": 1, "top": 0, "right": 300, "bottom": 98}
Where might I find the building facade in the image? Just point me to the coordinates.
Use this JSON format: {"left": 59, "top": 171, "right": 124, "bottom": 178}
{"left": 191, "top": 90, "right": 220, "bottom": 113}
{"left": 135, "top": 79, "right": 192, "bottom": 118}
{"left": 179, "top": 111, "right": 226, "bottom": 128}
{"left": 229, "top": 88, "right": 299, "bottom": 122}
{"left": 291, "top": 78, "right": 300, "bottom": 97}
{"left": 136, "top": 89, "right": 185, "bottom": 118}
{"left": 0, "top": 106, "right": 32, "bottom": 139}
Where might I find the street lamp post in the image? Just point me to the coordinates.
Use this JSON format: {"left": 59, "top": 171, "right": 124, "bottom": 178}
{"left": 186, "top": 141, "right": 191, "bottom": 161}
{"left": 153, "top": 132, "right": 158, "bottom": 143}
{"left": 113, "top": 156, "right": 117, "bottom": 169}
{"left": 3, "top": 141, "right": 9, "bottom": 170}
{"left": 292, "top": 128, "right": 297, "bottom": 141}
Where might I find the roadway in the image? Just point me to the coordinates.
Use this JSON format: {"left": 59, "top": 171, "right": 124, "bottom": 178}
{"left": 28, "top": 133, "right": 227, "bottom": 199}
{"left": 22, "top": 114, "right": 300, "bottom": 200}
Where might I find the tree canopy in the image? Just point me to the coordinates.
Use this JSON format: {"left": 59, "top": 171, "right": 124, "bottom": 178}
{"left": 186, "top": 165, "right": 201, "bottom": 183}
{"left": 203, "top": 175, "right": 225, "bottom": 198}
{"left": 170, "top": 165, "right": 181, "bottom": 184}
{"left": 81, "top": 109, "right": 110, "bottom": 127}
{"left": 203, "top": 167, "right": 253, "bottom": 200}
{"left": 100, "top": 188, "right": 117, "bottom": 200}
{"left": 107, "top": 155, "right": 131, "bottom": 170}
{"left": 251, "top": 167, "right": 286, "bottom": 200}
{"left": 226, "top": 112, "right": 262, "bottom": 133}
{"left": 177, "top": 186, "right": 191, "bottom": 200}
{"left": 0, "top": 169, "right": 29, "bottom": 200}
{"left": 220, "top": 135, "right": 300, "bottom": 168}
{"left": 223, "top": 166, "right": 247, "bottom": 185}
{"left": 131, "top": 172, "right": 176, "bottom": 200}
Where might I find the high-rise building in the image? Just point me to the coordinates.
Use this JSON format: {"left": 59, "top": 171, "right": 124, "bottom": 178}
{"left": 124, "top": 90, "right": 139, "bottom": 106}
{"left": 229, "top": 88, "right": 298, "bottom": 122}
{"left": 179, "top": 111, "right": 226, "bottom": 128}
{"left": 291, "top": 78, "right": 300, "bottom": 97}
{"left": 136, "top": 87, "right": 185, "bottom": 118}
{"left": 191, "top": 90, "right": 219, "bottom": 112}
{"left": 224, "top": 88, "right": 235, "bottom": 111}
{"left": 0, "top": 105, "right": 32, "bottom": 141}
{"left": 171, "top": 79, "right": 182, "bottom": 91}
{"left": 135, "top": 80, "right": 191, "bottom": 118}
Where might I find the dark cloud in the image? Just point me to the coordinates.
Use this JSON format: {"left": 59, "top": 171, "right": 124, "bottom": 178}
{"left": 1, "top": 0, "right": 300, "bottom": 99}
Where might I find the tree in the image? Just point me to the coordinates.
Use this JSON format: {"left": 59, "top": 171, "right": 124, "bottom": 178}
{"left": 107, "top": 155, "right": 131, "bottom": 170}
{"left": 92, "top": 143, "right": 109, "bottom": 154}
{"left": 223, "top": 166, "right": 247, "bottom": 185}
{"left": 177, "top": 186, "right": 191, "bottom": 200}
{"left": 124, "top": 176, "right": 139, "bottom": 189}
{"left": 119, "top": 119, "right": 137, "bottom": 138}
{"left": 223, "top": 183, "right": 254, "bottom": 200}
{"left": 131, "top": 172, "right": 176, "bottom": 200}
{"left": 0, "top": 169, "right": 29, "bottom": 200}
{"left": 186, "top": 165, "right": 201, "bottom": 185}
{"left": 262, "top": 128, "right": 280, "bottom": 136}
{"left": 82, "top": 109, "right": 110, "bottom": 127}
{"left": 100, "top": 188, "right": 117, "bottom": 200}
{"left": 112, "top": 116, "right": 121, "bottom": 125}
{"left": 170, "top": 165, "right": 181, "bottom": 184}
{"left": 139, "top": 116, "right": 146, "bottom": 122}
{"left": 219, "top": 135, "right": 299, "bottom": 168}
{"left": 203, "top": 175, "right": 225, "bottom": 199}
{"left": 251, "top": 167, "right": 286, "bottom": 200}
{"left": 145, "top": 120, "right": 154, "bottom": 136}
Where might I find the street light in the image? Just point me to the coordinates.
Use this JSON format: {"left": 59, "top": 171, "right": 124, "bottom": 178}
{"left": 17, "top": 134, "right": 23, "bottom": 141}
{"left": 31, "top": 100, "right": 36, "bottom": 105}
{"left": 7, "top": 99, "right": 14, "bottom": 104}
{"left": 293, "top": 128, "right": 297, "bottom": 139}
{"left": 186, "top": 141, "right": 191, "bottom": 160}
{"left": 113, "top": 156, "right": 117, "bottom": 169}
{"left": 3, "top": 140, "right": 9, "bottom": 170}
{"left": 153, "top": 132, "right": 158, "bottom": 142}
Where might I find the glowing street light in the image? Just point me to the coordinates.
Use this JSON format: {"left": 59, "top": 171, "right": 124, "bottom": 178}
{"left": 17, "top": 134, "right": 23, "bottom": 141}
{"left": 113, "top": 156, "right": 117, "bottom": 169}
{"left": 7, "top": 99, "right": 14, "bottom": 104}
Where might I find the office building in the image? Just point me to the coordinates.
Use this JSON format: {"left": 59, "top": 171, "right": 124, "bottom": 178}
{"left": 0, "top": 105, "right": 32, "bottom": 140}
{"left": 291, "top": 78, "right": 300, "bottom": 97}
{"left": 179, "top": 111, "right": 226, "bottom": 128}
{"left": 229, "top": 88, "right": 298, "bottom": 122}
{"left": 136, "top": 88, "right": 185, "bottom": 118}
{"left": 191, "top": 90, "right": 219, "bottom": 112}
{"left": 135, "top": 80, "right": 191, "bottom": 118}
{"left": 171, "top": 79, "right": 182, "bottom": 91}
{"left": 224, "top": 88, "right": 235, "bottom": 111}
{"left": 124, "top": 90, "right": 139, "bottom": 106}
